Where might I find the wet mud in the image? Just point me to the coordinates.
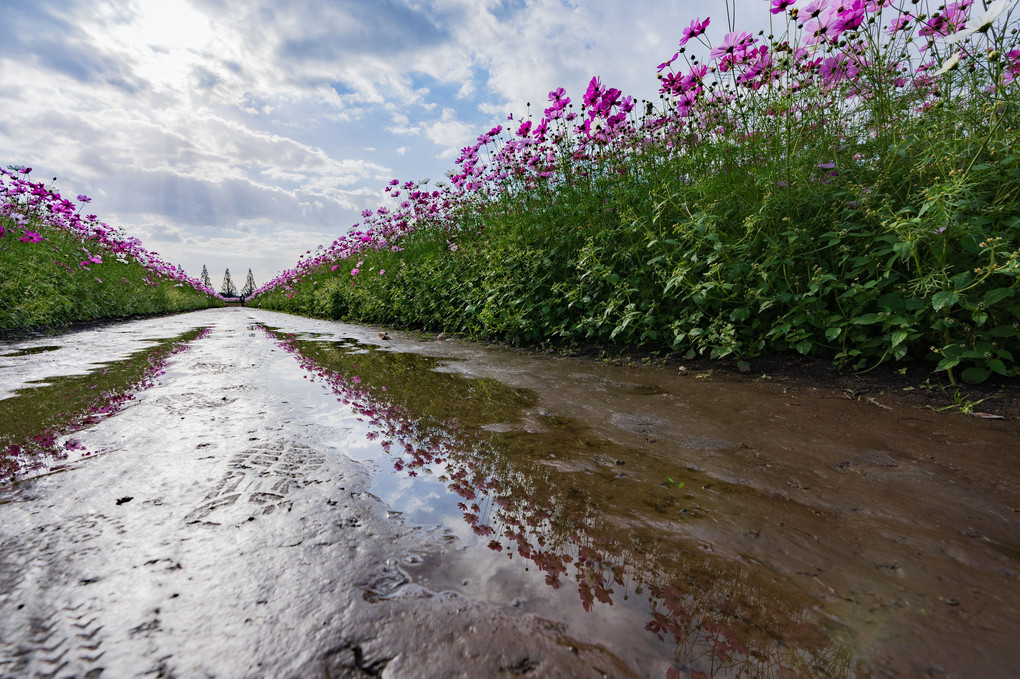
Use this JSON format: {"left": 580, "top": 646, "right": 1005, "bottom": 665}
{"left": 0, "top": 308, "right": 1016, "bottom": 678}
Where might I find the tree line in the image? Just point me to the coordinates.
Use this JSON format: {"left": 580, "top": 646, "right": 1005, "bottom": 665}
{"left": 200, "top": 265, "right": 256, "bottom": 299}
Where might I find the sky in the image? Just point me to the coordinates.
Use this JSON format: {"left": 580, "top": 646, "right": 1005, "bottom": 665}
{"left": 0, "top": 0, "right": 770, "bottom": 287}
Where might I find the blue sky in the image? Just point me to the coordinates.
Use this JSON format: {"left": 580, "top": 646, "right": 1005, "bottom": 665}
{"left": 1, "top": 0, "right": 769, "bottom": 285}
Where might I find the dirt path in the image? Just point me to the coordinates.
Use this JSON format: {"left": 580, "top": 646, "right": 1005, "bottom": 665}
{"left": 1, "top": 308, "right": 1017, "bottom": 678}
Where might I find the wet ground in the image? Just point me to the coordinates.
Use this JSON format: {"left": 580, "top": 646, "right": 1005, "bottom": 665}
{"left": 0, "top": 307, "right": 1016, "bottom": 678}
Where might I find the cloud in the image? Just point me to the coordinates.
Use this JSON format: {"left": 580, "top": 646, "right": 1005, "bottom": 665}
{"left": 390, "top": 108, "right": 477, "bottom": 159}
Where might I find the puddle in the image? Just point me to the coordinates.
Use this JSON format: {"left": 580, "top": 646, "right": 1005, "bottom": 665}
{"left": 0, "top": 327, "right": 210, "bottom": 480}
{"left": 258, "top": 323, "right": 866, "bottom": 677}
{"left": 0, "top": 309, "right": 1013, "bottom": 677}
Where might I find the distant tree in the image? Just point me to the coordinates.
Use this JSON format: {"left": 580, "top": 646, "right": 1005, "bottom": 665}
{"left": 200, "top": 265, "right": 212, "bottom": 289}
{"left": 240, "top": 268, "right": 256, "bottom": 297}
{"left": 220, "top": 268, "right": 237, "bottom": 297}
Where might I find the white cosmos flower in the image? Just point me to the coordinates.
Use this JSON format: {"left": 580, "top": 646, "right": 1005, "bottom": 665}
{"left": 934, "top": 51, "right": 963, "bottom": 75}
{"left": 944, "top": 0, "right": 1017, "bottom": 44}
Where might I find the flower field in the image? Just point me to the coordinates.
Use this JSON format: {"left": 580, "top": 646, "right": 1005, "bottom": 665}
{"left": 251, "top": 0, "right": 1019, "bottom": 383}
{"left": 0, "top": 167, "right": 222, "bottom": 332}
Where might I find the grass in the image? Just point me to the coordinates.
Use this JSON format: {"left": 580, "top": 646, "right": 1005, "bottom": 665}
{"left": 0, "top": 219, "right": 221, "bottom": 333}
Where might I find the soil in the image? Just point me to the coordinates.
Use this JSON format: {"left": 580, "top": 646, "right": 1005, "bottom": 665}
{"left": 471, "top": 335, "right": 1020, "bottom": 420}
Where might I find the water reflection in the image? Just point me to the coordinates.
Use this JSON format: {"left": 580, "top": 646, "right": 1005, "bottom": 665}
{"left": 258, "top": 324, "right": 862, "bottom": 678}
{"left": 1, "top": 345, "right": 61, "bottom": 357}
{"left": 0, "top": 328, "right": 210, "bottom": 480}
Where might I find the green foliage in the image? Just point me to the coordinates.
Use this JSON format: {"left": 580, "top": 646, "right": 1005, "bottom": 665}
{"left": 0, "top": 220, "right": 222, "bottom": 332}
{"left": 254, "top": 98, "right": 1019, "bottom": 383}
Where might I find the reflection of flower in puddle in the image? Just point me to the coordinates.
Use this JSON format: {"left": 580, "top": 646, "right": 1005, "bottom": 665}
{"left": 260, "top": 324, "right": 860, "bottom": 678}
{"left": 0, "top": 327, "right": 210, "bottom": 480}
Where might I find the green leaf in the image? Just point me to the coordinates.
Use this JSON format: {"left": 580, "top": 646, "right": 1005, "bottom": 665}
{"left": 931, "top": 290, "right": 959, "bottom": 311}
{"left": 892, "top": 241, "right": 914, "bottom": 259}
{"left": 983, "top": 288, "right": 1014, "bottom": 306}
{"left": 890, "top": 330, "right": 909, "bottom": 347}
{"left": 961, "top": 367, "right": 990, "bottom": 384}
{"left": 990, "top": 325, "right": 1018, "bottom": 338}
{"left": 941, "top": 344, "right": 966, "bottom": 359}
{"left": 951, "top": 272, "right": 973, "bottom": 289}
{"left": 935, "top": 356, "right": 961, "bottom": 372}
{"left": 825, "top": 326, "right": 841, "bottom": 341}
{"left": 987, "top": 359, "right": 1008, "bottom": 375}
{"left": 878, "top": 293, "right": 906, "bottom": 312}
{"left": 730, "top": 307, "right": 751, "bottom": 322}
{"left": 852, "top": 313, "right": 881, "bottom": 325}
{"left": 795, "top": 340, "right": 812, "bottom": 355}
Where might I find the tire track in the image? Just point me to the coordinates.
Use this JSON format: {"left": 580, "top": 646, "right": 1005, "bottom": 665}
{"left": 0, "top": 514, "right": 123, "bottom": 679}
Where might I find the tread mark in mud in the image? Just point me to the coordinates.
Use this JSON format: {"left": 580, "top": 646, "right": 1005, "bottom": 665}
{"left": 202, "top": 472, "right": 248, "bottom": 500}
{"left": 0, "top": 515, "right": 122, "bottom": 679}
{"left": 0, "top": 599, "right": 107, "bottom": 679}
{"left": 148, "top": 393, "right": 237, "bottom": 416}
{"left": 249, "top": 492, "right": 292, "bottom": 515}
{"left": 184, "top": 493, "right": 241, "bottom": 525}
{"left": 185, "top": 442, "right": 325, "bottom": 526}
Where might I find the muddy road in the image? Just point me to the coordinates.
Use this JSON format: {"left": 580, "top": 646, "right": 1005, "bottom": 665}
{"left": 0, "top": 308, "right": 1016, "bottom": 678}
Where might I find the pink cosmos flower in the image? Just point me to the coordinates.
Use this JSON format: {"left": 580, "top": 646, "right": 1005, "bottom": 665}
{"left": 771, "top": 0, "right": 796, "bottom": 14}
{"left": 680, "top": 17, "right": 710, "bottom": 46}
{"left": 820, "top": 54, "right": 858, "bottom": 86}
{"left": 709, "top": 31, "right": 754, "bottom": 61}
{"left": 834, "top": 0, "right": 867, "bottom": 33}
{"left": 889, "top": 15, "right": 913, "bottom": 37}
{"left": 806, "top": 9, "right": 839, "bottom": 44}
{"left": 657, "top": 53, "right": 679, "bottom": 71}
{"left": 802, "top": 0, "right": 829, "bottom": 20}
{"left": 1004, "top": 48, "right": 1020, "bottom": 84}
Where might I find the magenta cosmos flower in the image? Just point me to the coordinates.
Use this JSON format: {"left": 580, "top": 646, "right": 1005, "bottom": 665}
{"left": 680, "top": 17, "right": 710, "bottom": 46}
{"left": 709, "top": 31, "right": 754, "bottom": 61}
